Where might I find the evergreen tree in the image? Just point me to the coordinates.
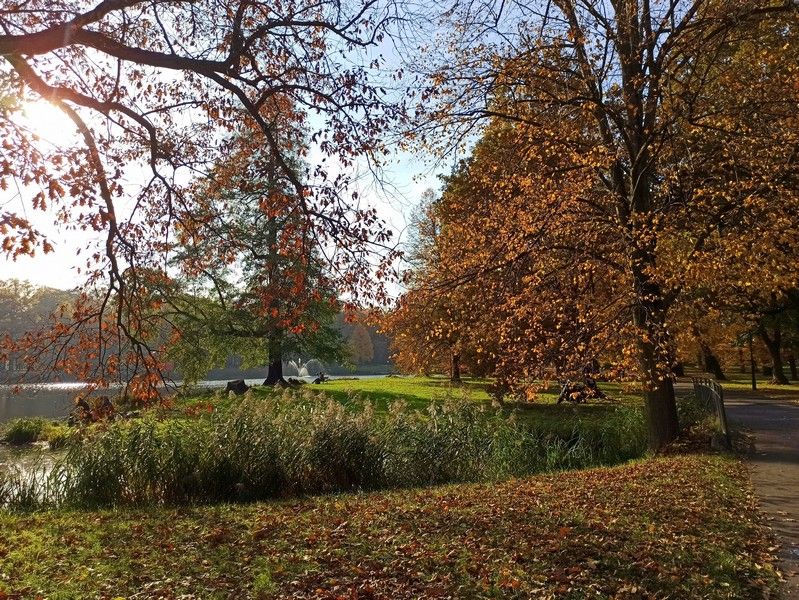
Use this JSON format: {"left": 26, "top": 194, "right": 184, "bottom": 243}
{"left": 167, "top": 127, "right": 344, "bottom": 385}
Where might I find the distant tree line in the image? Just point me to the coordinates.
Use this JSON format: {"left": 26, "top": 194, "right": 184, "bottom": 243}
{"left": 0, "top": 279, "right": 393, "bottom": 383}
{"left": 0, "top": 280, "right": 74, "bottom": 379}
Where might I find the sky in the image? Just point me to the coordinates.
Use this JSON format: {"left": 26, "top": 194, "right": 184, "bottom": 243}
{"left": 0, "top": 99, "right": 445, "bottom": 292}
{"left": 0, "top": 6, "right": 465, "bottom": 295}
{"left": 0, "top": 101, "right": 93, "bottom": 289}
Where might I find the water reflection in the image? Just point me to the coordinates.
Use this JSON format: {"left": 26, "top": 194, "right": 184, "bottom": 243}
{"left": 0, "top": 383, "right": 84, "bottom": 423}
{"left": 0, "top": 444, "right": 56, "bottom": 474}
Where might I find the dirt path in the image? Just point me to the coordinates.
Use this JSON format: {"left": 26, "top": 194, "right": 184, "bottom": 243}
{"left": 722, "top": 388, "right": 799, "bottom": 597}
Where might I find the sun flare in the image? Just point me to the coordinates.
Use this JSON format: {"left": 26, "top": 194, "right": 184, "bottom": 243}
{"left": 22, "top": 99, "right": 78, "bottom": 146}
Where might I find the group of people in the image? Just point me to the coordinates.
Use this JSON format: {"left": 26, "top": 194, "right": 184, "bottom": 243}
{"left": 70, "top": 395, "right": 115, "bottom": 424}
{"left": 556, "top": 362, "right": 607, "bottom": 404}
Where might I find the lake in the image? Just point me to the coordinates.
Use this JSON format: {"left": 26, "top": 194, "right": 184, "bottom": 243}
{"left": 0, "top": 375, "right": 387, "bottom": 423}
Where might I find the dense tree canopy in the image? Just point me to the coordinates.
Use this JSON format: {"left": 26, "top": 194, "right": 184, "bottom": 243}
{"left": 407, "top": 0, "right": 799, "bottom": 448}
{"left": 2, "top": 0, "right": 799, "bottom": 440}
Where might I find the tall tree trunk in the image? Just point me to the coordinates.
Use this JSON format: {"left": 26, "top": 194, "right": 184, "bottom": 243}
{"left": 758, "top": 324, "right": 788, "bottom": 384}
{"left": 262, "top": 205, "right": 287, "bottom": 387}
{"left": 263, "top": 333, "right": 286, "bottom": 386}
{"left": 633, "top": 279, "right": 679, "bottom": 451}
{"left": 700, "top": 343, "right": 726, "bottom": 380}
{"left": 264, "top": 358, "right": 284, "bottom": 386}
{"left": 450, "top": 352, "right": 461, "bottom": 383}
{"left": 696, "top": 350, "right": 705, "bottom": 371}
{"left": 645, "top": 375, "right": 678, "bottom": 450}
{"left": 748, "top": 332, "right": 758, "bottom": 391}
{"left": 693, "top": 325, "right": 726, "bottom": 380}
{"left": 600, "top": 11, "right": 679, "bottom": 449}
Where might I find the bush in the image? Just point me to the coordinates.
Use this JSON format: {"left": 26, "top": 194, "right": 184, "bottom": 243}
{"left": 677, "top": 392, "right": 715, "bottom": 429}
{"left": 1, "top": 418, "right": 76, "bottom": 449}
{"left": 40, "top": 423, "right": 75, "bottom": 450}
{"left": 1, "top": 389, "right": 648, "bottom": 509}
{"left": 2, "top": 418, "right": 49, "bottom": 445}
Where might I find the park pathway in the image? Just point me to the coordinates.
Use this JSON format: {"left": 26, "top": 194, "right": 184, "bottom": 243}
{"left": 721, "top": 387, "right": 799, "bottom": 597}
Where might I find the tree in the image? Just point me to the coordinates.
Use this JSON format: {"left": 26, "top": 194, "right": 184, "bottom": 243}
{"left": 347, "top": 324, "right": 374, "bottom": 365}
{"left": 667, "top": 8, "right": 799, "bottom": 385}
{"left": 749, "top": 294, "right": 799, "bottom": 385}
{"left": 0, "top": 280, "right": 42, "bottom": 343}
{"left": 386, "top": 191, "right": 463, "bottom": 380}
{"left": 383, "top": 287, "right": 472, "bottom": 381}
{"left": 417, "top": 0, "right": 799, "bottom": 449}
{"left": 0, "top": 0, "right": 404, "bottom": 396}
{"left": 668, "top": 300, "right": 730, "bottom": 380}
{"left": 0, "top": 280, "right": 74, "bottom": 374}
{"left": 384, "top": 186, "right": 498, "bottom": 382}
{"left": 165, "top": 128, "right": 345, "bottom": 385}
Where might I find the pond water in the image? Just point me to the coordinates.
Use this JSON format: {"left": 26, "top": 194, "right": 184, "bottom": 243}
{"left": 0, "top": 375, "right": 387, "bottom": 423}
{"left": 0, "top": 383, "right": 84, "bottom": 423}
{"left": 0, "top": 443, "right": 57, "bottom": 476}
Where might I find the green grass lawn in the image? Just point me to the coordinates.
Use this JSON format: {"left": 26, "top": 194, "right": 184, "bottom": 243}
{"left": 306, "top": 375, "right": 643, "bottom": 406}
{"left": 310, "top": 375, "right": 493, "bottom": 409}
{"left": 0, "top": 454, "right": 779, "bottom": 599}
{"left": 176, "top": 375, "right": 645, "bottom": 431}
{"left": 316, "top": 376, "right": 648, "bottom": 431}
{"left": 684, "top": 366, "right": 799, "bottom": 402}
{"left": 719, "top": 372, "right": 799, "bottom": 396}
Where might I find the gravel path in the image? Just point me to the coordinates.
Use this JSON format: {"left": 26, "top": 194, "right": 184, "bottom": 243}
{"left": 720, "top": 387, "right": 799, "bottom": 597}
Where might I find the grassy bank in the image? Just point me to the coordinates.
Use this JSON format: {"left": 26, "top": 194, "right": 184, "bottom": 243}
{"left": 0, "top": 454, "right": 778, "bottom": 599}
{"left": 0, "top": 390, "right": 647, "bottom": 508}
{"left": 179, "top": 375, "right": 645, "bottom": 429}
{"left": 2, "top": 377, "right": 731, "bottom": 510}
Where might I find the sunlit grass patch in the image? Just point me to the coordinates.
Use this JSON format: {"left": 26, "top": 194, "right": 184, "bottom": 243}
{"left": 721, "top": 372, "right": 799, "bottom": 397}
{"left": 171, "top": 376, "right": 645, "bottom": 434}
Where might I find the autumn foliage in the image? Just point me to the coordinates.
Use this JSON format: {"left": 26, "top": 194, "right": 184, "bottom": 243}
{"left": 0, "top": 0, "right": 403, "bottom": 397}
{"left": 0, "top": 455, "right": 780, "bottom": 597}
{"left": 386, "top": 0, "right": 799, "bottom": 448}
{"left": 2, "top": 1, "right": 799, "bottom": 446}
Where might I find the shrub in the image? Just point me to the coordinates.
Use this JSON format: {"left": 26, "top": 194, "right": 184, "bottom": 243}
{"left": 2, "top": 418, "right": 49, "bottom": 445}
{"left": 40, "top": 423, "right": 75, "bottom": 450}
{"left": 677, "top": 392, "right": 715, "bottom": 429}
{"left": 1, "top": 418, "right": 76, "bottom": 449}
